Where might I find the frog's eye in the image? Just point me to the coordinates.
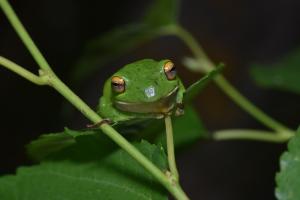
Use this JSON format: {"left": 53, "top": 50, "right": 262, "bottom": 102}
{"left": 111, "top": 76, "right": 125, "bottom": 93}
{"left": 164, "top": 61, "right": 176, "bottom": 80}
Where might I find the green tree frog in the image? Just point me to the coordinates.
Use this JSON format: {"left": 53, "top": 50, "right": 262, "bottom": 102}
{"left": 97, "top": 59, "right": 185, "bottom": 124}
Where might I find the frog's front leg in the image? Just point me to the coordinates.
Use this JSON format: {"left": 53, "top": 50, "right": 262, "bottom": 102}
{"left": 95, "top": 96, "right": 135, "bottom": 126}
{"left": 175, "top": 79, "right": 186, "bottom": 116}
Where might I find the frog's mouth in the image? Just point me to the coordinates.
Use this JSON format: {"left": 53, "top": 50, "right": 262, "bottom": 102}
{"left": 114, "top": 86, "right": 178, "bottom": 114}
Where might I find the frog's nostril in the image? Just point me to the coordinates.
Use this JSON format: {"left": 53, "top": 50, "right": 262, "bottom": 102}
{"left": 145, "top": 86, "right": 155, "bottom": 98}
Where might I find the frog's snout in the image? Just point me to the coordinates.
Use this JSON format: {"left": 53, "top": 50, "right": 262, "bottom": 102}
{"left": 114, "top": 86, "right": 178, "bottom": 114}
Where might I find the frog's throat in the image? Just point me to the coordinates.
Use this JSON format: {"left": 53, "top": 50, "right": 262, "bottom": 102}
{"left": 113, "top": 86, "right": 178, "bottom": 114}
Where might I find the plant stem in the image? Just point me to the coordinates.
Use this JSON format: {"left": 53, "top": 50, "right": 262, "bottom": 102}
{"left": 0, "top": 1, "right": 189, "bottom": 199}
{"left": 0, "top": 56, "right": 47, "bottom": 85}
{"left": 165, "top": 115, "right": 179, "bottom": 180}
{"left": 214, "top": 129, "right": 293, "bottom": 143}
{"left": 163, "top": 24, "right": 294, "bottom": 136}
{"left": 0, "top": 0, "right": 52, "bottom": 71}
{"left": 214, "top": 75, "right": 292, "bottom": 134}
{"left": 0, "top": 56, "right": 189, "bottom": 200}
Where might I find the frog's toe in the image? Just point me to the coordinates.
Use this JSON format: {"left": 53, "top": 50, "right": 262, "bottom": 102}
{"left": 175, "top": 103, "right": 184, "bottom": 116}
{"left": 86, "top": 118, "right": 114, "bottom": 128}
{"left": 155, "top": 114, "right": 165, "bottom": 119}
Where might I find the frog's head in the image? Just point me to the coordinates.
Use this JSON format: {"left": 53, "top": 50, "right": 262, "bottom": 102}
{"left": 110, "top": 59, "right": 179, "bottom": 114}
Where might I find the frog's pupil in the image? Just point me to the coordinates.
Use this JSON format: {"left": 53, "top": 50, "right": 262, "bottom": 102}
{"left": 166, "top": 66, "right": 176, "bottom": 79}
{"left": 169, "top": 71, "right": 176, "bottom": 78}
{"left": 112, "top": 81, "right": 125, "bottom": 93}
{"left": 112, "top": 82, "right": 120, "bottom": 86}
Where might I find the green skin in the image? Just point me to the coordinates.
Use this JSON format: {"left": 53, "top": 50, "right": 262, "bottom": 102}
{"left": 97, "top": 59, "right": 185, "bottom": 124}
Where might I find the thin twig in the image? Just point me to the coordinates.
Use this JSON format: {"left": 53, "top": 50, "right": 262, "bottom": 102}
{"left": 165, "top": 115, "right": 179, "bottom": 180}
{"left": 0, "top": 1, "right": 189, "bottom": 199}
{"left": 161, "top": 24, "right": 295, "bottom": 137}
{"left": 214, "top": 129, "right": 293, "bottom": 143}
{"left": 0, "top": 56, "right": 47, "bottom": 85}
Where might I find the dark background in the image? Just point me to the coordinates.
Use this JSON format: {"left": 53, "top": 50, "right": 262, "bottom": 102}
{"left": 1, "top": 0, "right": 300, "bottom": 199}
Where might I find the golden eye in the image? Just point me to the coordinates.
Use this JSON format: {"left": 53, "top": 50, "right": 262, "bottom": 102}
{"left": 164, "top": 61, "right": 176, "bottom": 80}
{"left": 111, "top": 76, "right": 125, "bottom": 93}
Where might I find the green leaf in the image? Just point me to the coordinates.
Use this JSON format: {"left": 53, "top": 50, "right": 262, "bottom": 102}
{"left": 26, "top": 128, "right": 101, "bottom": 161}
{"left": 184, "top": 64, "right": 224, "bottom": 102}
{"left": 0, "top": 141, "right": 168, "bottom": 200}
{"left": 275, "top": 127, "right": 300, "bottom": 200}
{"left": 125, "top": 106, "right": 206, "bottom": 149}
{"left": 0, "top": 176, "right": 17, "bottom": 200}
{"left": 71, "top": 0, "right": 180, "bottom": 84}
{"left": 152, "top": 105, "right": 206, "bottom": 149}
{"left": 250, "top": 49, "right": 300, "bottom": 95}
{"left": 71, "top": 24, "right": 156, "bottom": 82}
{"left": 172, "top": 105, "right": 207, "bottom": 146}
{"left": 144, "top": 0, "right": 179, "bottom": 28}
{"left": 29, "top": 106, "right": 205, "bottom": 160}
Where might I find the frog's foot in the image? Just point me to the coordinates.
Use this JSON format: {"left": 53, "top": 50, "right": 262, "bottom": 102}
{"left": 175, "top": 103, "right": 184, "bottom": 116}
{"left": 156, "top": 113, "right": 166, "bottom": 119}
{"left": 86, "top": 118, "right": 114, "bottom": 128}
